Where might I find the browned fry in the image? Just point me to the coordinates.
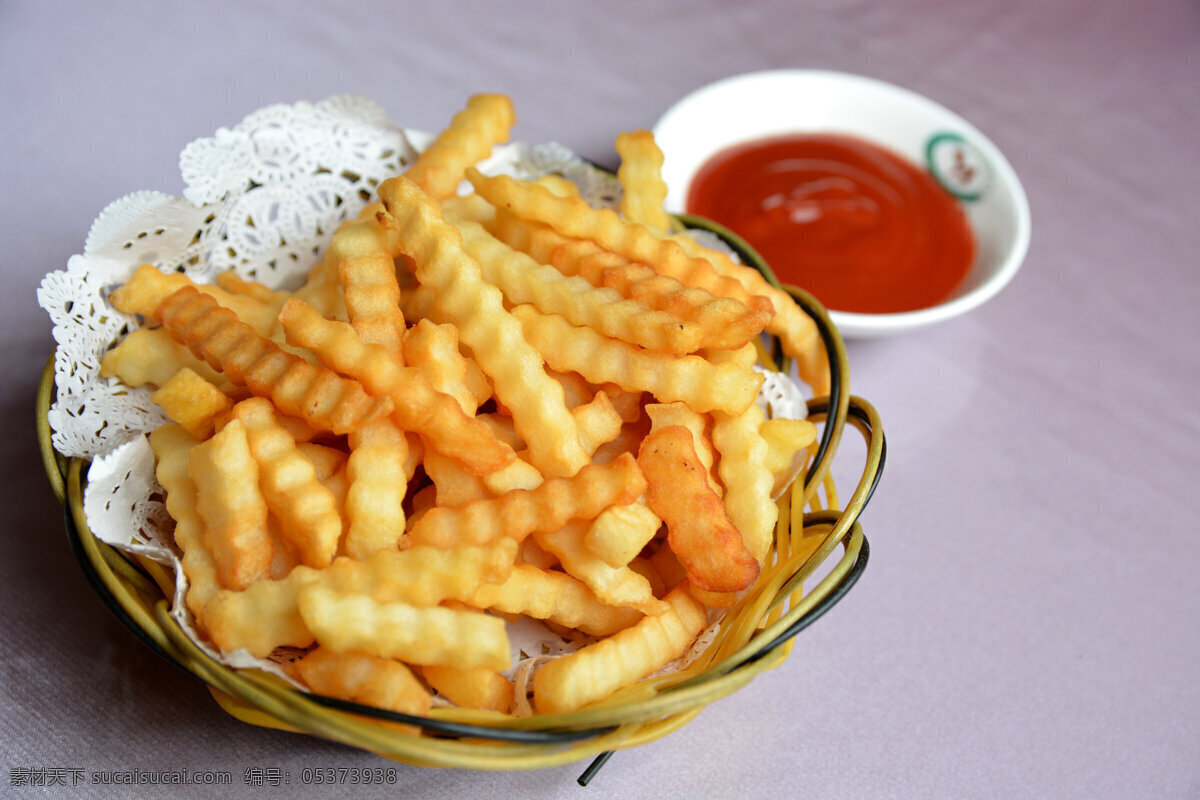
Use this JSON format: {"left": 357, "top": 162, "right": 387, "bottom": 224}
{"left": 408, "top": 453, "right": 646, "bottom": 549}
{"left": 153, "top": 287, "right": 393, "bottom": 435}
{"left": 637, "top": 425, "right": 759, "bottom": 593}
{"left": 110, "top": 264, "right": 280, "bottom": 335}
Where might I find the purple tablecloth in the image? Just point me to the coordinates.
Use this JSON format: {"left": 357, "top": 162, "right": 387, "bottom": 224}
{"left": 3, "top": 1, "right": 1197, "bottom": 797}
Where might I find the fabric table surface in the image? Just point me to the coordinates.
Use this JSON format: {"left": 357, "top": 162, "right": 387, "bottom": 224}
{"left": 2, "top": 1, "right": 1197, "bottom": 797}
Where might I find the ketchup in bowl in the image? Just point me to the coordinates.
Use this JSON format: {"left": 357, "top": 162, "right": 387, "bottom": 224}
{"left": 686, "top": 133, "right": 974, "bottom": 315}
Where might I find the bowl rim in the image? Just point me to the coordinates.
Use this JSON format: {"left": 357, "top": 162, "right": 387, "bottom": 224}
{"left": 653, "top": 68, "right": 1032, "bottom": 337}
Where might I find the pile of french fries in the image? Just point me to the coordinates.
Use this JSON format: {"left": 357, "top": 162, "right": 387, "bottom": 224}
{"left": 98, "top": 94, "right": 825, "bottom": 719}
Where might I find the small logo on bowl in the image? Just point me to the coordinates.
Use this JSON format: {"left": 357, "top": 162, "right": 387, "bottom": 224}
{"left": 926, "top": 133, "right": 989, "bottom": 201}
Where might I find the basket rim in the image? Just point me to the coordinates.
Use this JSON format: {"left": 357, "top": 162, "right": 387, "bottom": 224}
{"left": 37, "top": 213, "right": 886, "bottom": 773}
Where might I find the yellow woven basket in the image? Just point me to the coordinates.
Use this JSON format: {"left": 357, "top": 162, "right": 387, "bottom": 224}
{"left": 37, "top": 215, "right": 885, "bottom": 783}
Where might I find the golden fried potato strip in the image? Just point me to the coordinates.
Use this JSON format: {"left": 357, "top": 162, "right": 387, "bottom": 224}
{"left": 298, "top": 585, "right": 510, "bottom": 671}
{"left": 376, "top": 176, "right": 588, "bottom": 478}
{"left": 418, "top": 665, "right": 513, "bottom": 714}
{"left": 615, "top": 129, "right": 671, "bottom": 234}
{"left": 408, "top": 453, "right": 645, "bottom": 549}
{"left": 402, "top": 319, "right": 479, "bottom": 415}
{"left": 110, "top": 264, "right": 280, "bottom": 335}
{"left": 405, "top": 93, "right": 516, "bottom": 199}
{"left": 229, "top": 398, "right": 342, "bottom": 569}
{"left": 708, "top": 346, "right": 778, "bottom": 563}
{"left": 334, "top": 218, "right": 407, "bottom": 354}
{"left": 452, "top": 220, "right": 705, "bottom": 355}
{"left": 215, "top": 270, "right": 290, "bottom": 307}
{"left": 532, "top": 584, "right": 707, "bottom": 713}
{"left": 466, "top": 562, "right": 642, "bottom": 637}
{"left": 638, "top": 425, "right": 759, "bottom": 593}
{"left": 149, "top": 425, "right": 220, "bottom": 620}
{"left": 584, "top": 500, "right": 662, "bottom": 569}
{"left": 534, "top": 520, "right": 667, "bottom": 615}
{"left": 100, "top": 327, "right": 229, "bottom": 390}
{"left": 465, "top": 169, "right": 773, "bottom": 312}
{"left": 277, "top": 298, "right": 513, "bottom": 475}
{"left": 150, "top": 368, "right": 234, "bottom": 440}
{"left": 296, "top": 647, "right": 432, "bottom": 717}
{"left": 762, "top": 417, "right": 818, "bottom": 498}
{"left": 202, "top": 540, "right": 517, "bottom": 657}
{"left": 154, "top": 287, "right": 393, "bottom": 435}
{"left": 188, "top": 419, "right": 273, "bottom": 590}
{"left": 510, "top": 304, "right": 763, "bottom": 415}
{"left": 344, "top": 421, "right": 410, "bottom": 558}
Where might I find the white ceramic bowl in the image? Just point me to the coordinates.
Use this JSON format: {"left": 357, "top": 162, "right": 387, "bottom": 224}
{"left": 653, "top": 69, "right": 1031, "bottom": 338}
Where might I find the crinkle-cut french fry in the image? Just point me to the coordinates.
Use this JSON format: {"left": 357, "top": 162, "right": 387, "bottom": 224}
{"left": 533, "top": 173, "right": 580, "bottom": 197}
{"left": 761, "top": 417, "right": 818, "bottom": 498}
{"left": 440, "top": 192, "right": 497, "bottom": 227}
{"left": 708, "top": 345, "right": 777, "bottom": 563}
{"left": 202, "top": 539, "right": 517, "bottom": 657}
{"left": 596, "top": 259, "right": 771, "bottom": 351}
{"left": 484, "top": 208, "right": 571, "bottom": 265}
{"left": 510, "top": 304, "right": 763, "bottom": 416}
{"left": 100, "top": 326, "right": 229, "bottom": 390}
{"left": 296, "top": 442, "right": 348, "bottom": 482}
{"left": 467, "top": 562, "right": 642, "bottom": 637}
{"left": 453, "top": 220, "right": 705, "bottom": 355}
{"left": 584, "top": 500, "right": 662, "bottom": 569}
{"left": 109, "top": 264, "right": 280, "bottom": 335}
{"left": 409, "top": 453, "right": 645, "bottom": 549}
{"left": 230, "top": 398, "right": 342, "bottom": 569}
{"left": 405, "top": 93, "right": 516, "bottom": 199}
{"left": 297, "top": 648, "right": 432, "bottom": 716}
{"left": 376, "top": 176, "right": 588, "bottom": 479}
{"left": 534, "top": 520, "right": 667, "bottom": 615}
{"left": 667, "top": 231, "right": 829, "bottom": 394}
{"left": 425, "top": 451, "right": 492, "bottom": 507}
{"left": 215, "top": 270, "right": 289, "bottom": 307}
{"left": 188, "top": 419, "right": 273, "bottom": 590}
{"left": 615, "top": 129, "right": 671, "bottom": 234}
{"left": 150, "top": 367, "right": 235, "bottom": 439}
{"left": 570, "top": 390, "right": 624, "bottom": 456}
{"left": 402, "top": 319, "right": 478, "bottom": 416}
{"left": 334, "top": 219, "right": 407, "bottom": 355}
{"left": 532, "top": 583, "right": 707, "bottom": 713}
{"left": 277, "top": 298, "right": 514, "bottom": 475}
{"left": 419, "top": 664, "right": 513, "bottom": 713}
{"left": 335, "top": 214, "right": 410, "bottom": 560}
{"left": 298, "top": 585, "right": 511, "bottom": 671}
{"left": 465, "top": 169, "right": 773, "bottom": 313}
{"left": 344, "top": 420, "right": 409, "bottom": 559}
{"left": 149, "top": 425, "right": 220, "bottom": 620}
{"left": 154, "top": 288, "right": 393, "bottom": 435}
{"left": 645, "top": 401, "right": 720, "bottom": 496}
{"left": 638, "top": 425, "right": 760, "bottom": 593}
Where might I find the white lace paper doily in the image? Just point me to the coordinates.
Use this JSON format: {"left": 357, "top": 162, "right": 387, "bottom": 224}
{"left": 36, "top": 94, "right": 807, "bottom": 706}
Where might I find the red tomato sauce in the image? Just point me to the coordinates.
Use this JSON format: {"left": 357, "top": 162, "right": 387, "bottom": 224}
{"left": 686, "top": 133, "right": 974, "bottom": 314}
